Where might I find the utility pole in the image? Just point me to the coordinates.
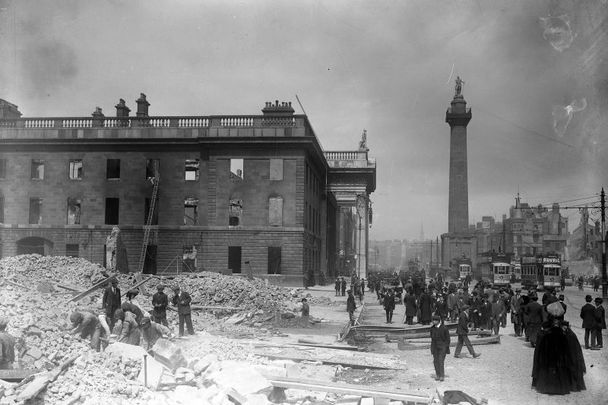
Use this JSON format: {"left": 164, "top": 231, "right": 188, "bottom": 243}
{"left": 602, "top": 188, "right": 607, "bottom": 298}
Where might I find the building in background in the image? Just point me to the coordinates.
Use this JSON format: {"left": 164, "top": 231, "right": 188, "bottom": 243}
{"left": 0, "top": 96, "right": 376, "bottom": 286}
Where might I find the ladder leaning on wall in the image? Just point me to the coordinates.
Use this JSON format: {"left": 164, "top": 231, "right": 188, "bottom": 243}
{"left": 137, "top": 163, "right": 160, "bottom": 275}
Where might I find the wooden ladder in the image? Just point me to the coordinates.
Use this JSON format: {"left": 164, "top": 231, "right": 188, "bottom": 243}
{"left": 137, "top": 171, "right": 159, "bottom": 274}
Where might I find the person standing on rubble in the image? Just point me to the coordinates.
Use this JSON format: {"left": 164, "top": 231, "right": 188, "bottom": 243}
{"left": 300, "top": 298, "right": 310, "bottom": 328}
{"left": 69, "top": 311, "right": 102, "bottom": 352}
{"left": 102, "top": 278, "right": 121, "bottom": 330}
{"left": 140, "top": 317, "right": 173, "bottom": 351}
{"left": 430, "top": 314, "right": 450, "bottom": 381}
{"left": 0, "top": 317, "right": 16, "bottom": 370}
{"left": 172, "top": 285, "right": 195, "bottom": 337}
{"left": 346, "top": 290, "right": 357, "bottom": 325}
{"left": 152, "top": 284, "right": 169, "bottom": 326}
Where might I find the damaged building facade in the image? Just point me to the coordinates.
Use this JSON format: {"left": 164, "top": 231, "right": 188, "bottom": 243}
{"left": 0, "top": 96, "right": 376, "bottom": 286}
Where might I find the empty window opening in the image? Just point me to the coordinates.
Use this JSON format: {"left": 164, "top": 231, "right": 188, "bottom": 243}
{"left": 143, "top": 245, "right": 157, "bottom": 275}
{"left": 69, "top": 159, "right": 83, "bottom": 180}
{"left": 183, "top": 245, "right": 197, "bottom": 272}
{"left": 185, "top": 159, "right": 200, "bottom": 181}
{"left": 0, "top": 196, "right": 4, "bottom": 223}
{"left": 67, "top": 198, "right": 82, "bottom": 225}
{"left": 229, "top": 199, "right": 243, "bottom": 226}
{"left": 228, "top": 246, "right": 242, "bottom": 274}
{"left": 144, "top": 198, "right": 159, "bottom": 225}
{"left": 268, "top": 247, "right": 282, "bottom": 274}
{"left": 106, "top": 159, "right": 120, "bottom": 179}
{"left": 0, "top": 159, "right": 6, "bottom": 179}
{"left": 184, "top": 197, "right": 199, "bottom": 225}
{"left": 269, "top": 159, "right": 283, "bottom": 181}
{"left": 230, "top": 158, "right": 243, "bottom": 180}
{"left": 269, "top": 196, "right": 283, "bottom": 226}
{"left": 105, "top": 198, "right": 119, "bottom": 225}
{"left": 31, "top": 160, "right": 44, "bottom": 180}
{"left": 146, "top": 159, "right": 160, "bottom": 179}
{"left": 66, "top": 244, "right": 79, "bottom": 258}
{"left": 29, "top": 198, "right": 42, "bottom": 224}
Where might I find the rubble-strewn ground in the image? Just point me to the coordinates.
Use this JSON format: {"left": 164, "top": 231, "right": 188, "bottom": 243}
{"left": 2, "top": 255, "right": 607, "bottom": 405}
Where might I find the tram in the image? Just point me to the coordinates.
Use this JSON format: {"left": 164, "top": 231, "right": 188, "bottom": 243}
{"left": 537, "top": 254, "right": 562, "bottom": 289}
{"left": 454, "top": 256, "right": 472, "bottom": 281}
{"left": 490, "top": 252, "right": 511, "bottom": 286}
{"left": 520, "top": 255, "right": 538, "bottom": 289}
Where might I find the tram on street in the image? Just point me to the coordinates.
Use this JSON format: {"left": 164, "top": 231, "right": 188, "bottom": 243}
{"left": 520, "top": 255, "right": 538, "bottom": 289}
{"left": 537, "top": 253, "right": 562, "bottom": 289}
{"left": 491, "top": 252, "right": 512, "bottom": 287}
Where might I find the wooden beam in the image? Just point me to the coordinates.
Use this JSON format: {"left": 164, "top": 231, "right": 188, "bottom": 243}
{"left": 66, "top": 275, "right": 116, "bottom": 303}
{"left": 122, "top": 274, "right": 155, "bottom": 297}
{"left": 269, "top": 377, "right": 431, "bottom": 404}
{"left": 398, "top": 335, "right": 500, "bottom": 350}
{"left": 253, "top": 352, "right": 402, "bottom": 370}
{"left": 0, "top": 369, "right": 39, "bottom": 383}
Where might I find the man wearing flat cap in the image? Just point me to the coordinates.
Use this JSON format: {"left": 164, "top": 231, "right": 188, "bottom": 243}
{"left": 454, "top": 304, "right": 480, "bottom": 359}
{"left": 152, "top": 284, "right": 169, "bottom": 326}
{"left": 0, "top": 317, "right": 15, "bottom": 369}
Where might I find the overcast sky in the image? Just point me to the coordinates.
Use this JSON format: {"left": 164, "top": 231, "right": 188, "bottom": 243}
{"left": 1, "top": 0, "right": 606, "bottom": 241}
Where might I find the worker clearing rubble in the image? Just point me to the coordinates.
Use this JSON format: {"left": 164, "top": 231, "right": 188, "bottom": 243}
{"left": 69, "top": 311, "right": 103, "bottom": 352}
{"left": 0, "top": 317, "right": 16, "bottom": 369}
{"left": 140, "top": 317, "right": 173, "bottom": 351}
{"left": 112, "top": 309, "right": 141, "bottom": 345}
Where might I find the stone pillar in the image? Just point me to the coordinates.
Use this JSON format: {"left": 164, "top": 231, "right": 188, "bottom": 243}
{"left": 445, "top": 94, "right": 472, "bottom": 234}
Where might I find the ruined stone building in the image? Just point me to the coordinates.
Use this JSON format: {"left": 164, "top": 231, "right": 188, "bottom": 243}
{"left": 0, "top": 96, "right": 375, "bottom": 286}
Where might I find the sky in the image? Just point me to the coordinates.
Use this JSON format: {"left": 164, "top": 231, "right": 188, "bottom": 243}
{"left": 0, "top": 0, "right": 606, "bottom": 241}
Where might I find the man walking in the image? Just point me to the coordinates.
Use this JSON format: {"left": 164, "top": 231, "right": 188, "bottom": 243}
{"left": 102, "top": 278, "right": 121, "bottom": 330}
{"left": 580, "top": 295, "right": 596, "bottom": 349}
{"left": 340, "top": 277, "right": 347, "bottom": 297}
{"left": 526, "top": 294, "right": 543, "bottom": 348}
{"left": 510, "top": 289, "right": 522, "bottom": 336}
{"left": 491, "top": 295, "right": 504, "bottom": 335}
{"left": 430, "top": 315, "right": 450, "bottom": 381}
{"left": 172, "top": 285, "right": 195, "bottom": 337}
{"left": 383, "top": 289, "right": 395, "bottom": 323}
{"left": 404, "top": 291, "right": 417, "bottom": 325}
{"left": 454, "top": 305, "right": 481, "bottom": 359}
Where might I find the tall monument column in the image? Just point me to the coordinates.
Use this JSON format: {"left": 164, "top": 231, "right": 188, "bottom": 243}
{"left": 445, "top": 77, "right": 472, "bottom": 234}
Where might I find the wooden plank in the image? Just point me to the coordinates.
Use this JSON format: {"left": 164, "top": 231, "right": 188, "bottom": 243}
{"left": 56, "top": 283, "right": 84, "bottom": 293}
{"left": 269, "top": 377, "right": 431, "bottom": 404}
{"left": 66, "top": 275, "right": 116, "bottom": 303}
{"left": 0, "top": 369, "right": 40, "bottom": 382}
{"left": 121, "top": 274, "right": 154, "bottom": 297}
{"left": 252, "top": 352, "right": 400, "bottom": 370}
{"left": 296, "top": 339, "right": 359, "bottom": 351}
{"left": 398, "top": 335, "right": 501, "bottom": 350}
{"left": 2, "top": 279, "right": 32, "bottom": 291}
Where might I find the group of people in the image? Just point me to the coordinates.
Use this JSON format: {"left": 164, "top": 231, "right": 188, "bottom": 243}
{"left": 69, "top": 279, "right": 197, "bottom": 354}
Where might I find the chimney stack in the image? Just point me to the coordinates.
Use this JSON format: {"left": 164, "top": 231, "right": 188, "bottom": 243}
{"left": 136, "top": 93, "right": 150, "bottom": 117}
{"left": 261, "top": 100, "right": 294, "bottom": 116}
{"left": 115, "top": 99, "right": 131, "bottom": 118}
{"left": 91, "top": 107, "right": 105, "bottom": 127}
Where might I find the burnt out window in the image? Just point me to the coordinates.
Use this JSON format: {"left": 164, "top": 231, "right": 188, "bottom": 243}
{"left": 185, "top": 159, "right": 199, "bottom": 181}
{"left": 31, "top": 160, "right": 44, "bottom": 180}
{"left": 67, "top": 198, "right": 81, "bottom": 225}
{"left": 230, "top": 159, "right": 243, "bottom": 181}
{"left": 184, "top": 198, "right": 198, "bottom": 225}
{"left": 229, "top": 199, "right": 242, "bottom": 226}
{"left": 0, "top": 159, "right": 6, "bottom": 179}
{"left": 106, "top": 159, "right": 120, "bottom": 179}
{"left": 105, "top": 198, "right": 119, "bottom": 225}
{"left": 69, "top": 159, "right": 83, "bottom": 180}
{"left": 66, "top": 244, "right": 79, "bottom": 257}
{"left": 29, "top": 198, "right": 42, "bottom": 224}
{"left": 146, "top": 159, "right": 160, "bottom": 179}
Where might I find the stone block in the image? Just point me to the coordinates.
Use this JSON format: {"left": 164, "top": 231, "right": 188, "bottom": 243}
{"left": 26, "top": 347, "right": 43, "bottom": 360}
{"left": 105, "top": 342, "right": 148, "bottom": 361}
{"left": 152, "top": 338, "right": 188, "bottom": 372}
{"left": 204, "top": 361, "right": 272, "bottom": 397}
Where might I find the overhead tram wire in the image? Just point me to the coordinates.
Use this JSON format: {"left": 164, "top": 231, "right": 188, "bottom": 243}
{"left": 475, "top": 105, "right": 575, "bottom": 149}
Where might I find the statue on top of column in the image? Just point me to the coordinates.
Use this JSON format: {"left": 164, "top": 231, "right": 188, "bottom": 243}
{"left": 455, "top": 76, "right": 465, "bottom": 97}
{"left": 359, "top": 129, "right": 368, "bottom": 151}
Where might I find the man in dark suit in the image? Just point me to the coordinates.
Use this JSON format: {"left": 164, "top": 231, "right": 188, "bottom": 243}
{"left": 526, "top": 294, "right": 544, "bottom": 347}
{"left": 580, "top": 295, "right": 596, "bottom": 349}
{"left": 404, "top": 292, "right": 417, "bottom": 325}
{"left": 102, "top": 278, "right": 121, "bottom": 330}
{"left": 172, "top": 286, "right": 194, "bottom": 337}
{"left": 383, "top": 289, "right": 395, "bottom": 323}
{"left": 454, "top": 305, "right": 480, "bottom": 359}
{"left": 430, "top": 314, "right": 451, "bottom": 381}
{"left": 592, "top": 297, "right": 606, "bottom": 349}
